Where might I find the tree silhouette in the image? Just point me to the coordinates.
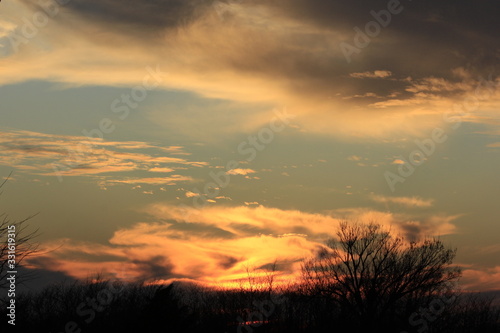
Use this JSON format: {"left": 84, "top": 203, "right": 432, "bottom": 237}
{"left": 301, "top": 221, "right": 461, "bottom": 332}
{"left": 0, "top": 174, "right": 39, "bottom": 290}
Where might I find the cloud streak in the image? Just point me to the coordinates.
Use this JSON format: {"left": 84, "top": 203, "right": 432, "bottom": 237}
{"left": 0, "top": 130, "right": 207, "bottom": 181}
{"left": 370, "top": 195, "right": 434, "bottom": 208}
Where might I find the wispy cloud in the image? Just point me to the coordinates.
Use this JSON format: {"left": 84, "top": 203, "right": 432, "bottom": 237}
{"left": 0, "top": 130, "right": 207, "bottom": 179}
{"left": 347, "top": 155, "right": 363, "bottom": 161}
{"left": 391, "top": 159, "right": 406, "bottom": 165}
{"left": 327, "top": 207, "right": 457, "bottom": 240}
{"left": 226, "top": 168, "right": 256, "bottom": 176}
{"left": 462, "top": 266, "right": 500, "bottom": 291}
{"left": 148, "top": 167, "right": 176, "bottom": 173}
{"left": 370, "top": 195, "right": 434, "bottom": 208}
{"left": 102, "top": 176, "right": 194, "bottom": 186}
{"left": 350, "top": 70, "right": 392, "bottom": 79}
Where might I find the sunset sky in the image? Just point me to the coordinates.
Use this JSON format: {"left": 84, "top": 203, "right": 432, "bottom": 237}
{"left": 0, "top": 0, "right": 499, "bottom": 291}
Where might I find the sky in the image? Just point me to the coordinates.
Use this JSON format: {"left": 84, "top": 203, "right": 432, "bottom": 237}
{"left": 0, "top": 0, "right": 499, "bottom": 291}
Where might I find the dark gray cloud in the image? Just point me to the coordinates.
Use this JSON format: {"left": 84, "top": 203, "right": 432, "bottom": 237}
{"left": 260, "top": 0, "right": 500, "bottom": 75}
{"left": 72, "top": 0, "right": 213, "bottom": 28}
{"left": 212, "top": 253, "right": 239, "bottom": 270}
{"left": 24, "top": 0, "right": 216, "bottom": 31}
{"left": 20, "top": 0, "right": 500, "bottom": 108}
{"left": 257, "top": 260, "right": 293, "bottom": 273}
{"left": 16, "top": 258, "right": 78, "bottom": 293}
{"left": 166, "top": 222, "right": 238, "bottom": 240}
{"left": 131, "top": 255, "right": 177, "bottom": 281}
{"left": 208, "top": 0, "right": 499, "bottom": 104}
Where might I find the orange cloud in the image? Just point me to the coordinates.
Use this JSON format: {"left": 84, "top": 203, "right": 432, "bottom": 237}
{"left": 103, "top": 176, "right": 194, "bottom": 186}
{"left": 148, "top": 167, "right": 175, "bottom": 173}
{"left": 26, "top": 205, "right": 461, "bottom": 287}
{"left": 27, "top": 222, "right": 323, "bottom": 287}
{"left": 461, "top": 266, "right": 500, "bottom": 291}
{"left": 146, "top": 204, "right": 341, "bottom": 237}
{"left": 327, "top": 207, "right": 457, "bottom": 240}
{"left": 0, "top": 130, "right": 207, "bottom": 180}
{"left": 226, "top": 168, "right": 257, "bottom": 176}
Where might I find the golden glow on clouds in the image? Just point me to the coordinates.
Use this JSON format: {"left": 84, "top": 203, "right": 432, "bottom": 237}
{"left": 148, "top": 167, "right": 176, "bottom": 173}
{"left": 2, "top": 2, "right": 499, "bottom": 140}
{"left": 226, "top": 168, "right": 257, "bottom": 176}
{"left": 0, "top": 130, "right": 206, "bottom": 183}
{"left": 147, "top": 204, "right": 340, "bottom": 237}
{"left": 27, "top": 204, "right": 461, "bottom": 286}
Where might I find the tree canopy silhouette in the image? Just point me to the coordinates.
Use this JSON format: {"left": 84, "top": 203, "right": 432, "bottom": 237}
{"left": 301, "top": 221, "right": 461, "bottom": 332}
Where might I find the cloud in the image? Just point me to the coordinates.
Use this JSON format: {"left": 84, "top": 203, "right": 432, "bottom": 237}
{"left": 103, "top": 176, "right": 194, "bottom": 186}
{"left": 185, "top": 191, "right": 199, "bottom": 198}
{"left": 30, "top": 204, "right": 336, "bottom": 284}
{"left": 26, "top": 204, "right": 460, "bottom": 286}
{"left": 32, "top": 0, "right": 216, "bottom": 32}
{"left": 350, "top": 71, "right": 392, "bottom": 79}
{"left": 328, "top": 207, "right": 457, "bottom": 240}
{"left": 392, "top": 159, "right": 406, "bottom": 165}
{"left": 147, "top": 204, "right": 343, "bottom": 238}
{"left": 150, "top": 204, "right": 458, "bottom": 242}
{"left": 226, "top": 168, "right": 257, "bottom": 176}
{"left": 27, "top": 223, "right": 322, "bottom": 285}
{"left": 347, "top": 155, "right": 363, "bottom": 161}
{"left": 148, "top": 167, "right": 176, "bottom": 173}
{"left": 3, "top": 1, "right": 499, "bottom": 140}
{"left": 462, "top": 266, "right": 500, "bottom": 291}
{"left": 215, "top": 195, "right": 232, "bottom": 201}
{"left": 370, "top": 195, "right": 434, "bottom": 208}
{"left": 0, "top": 130, "right": 207, "bottom": 179}
{"left": 478, "top": 244, "right": 500, "bottom": 254}
{"left": 342, "top": 92, "right": 380, "bottom": 100}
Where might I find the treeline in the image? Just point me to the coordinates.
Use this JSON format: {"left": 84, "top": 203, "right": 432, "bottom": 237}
{"left": 1, "top": 222, "right": 499, "bottom": 332}
{"left": 0, "top": 279, "right": 499, "bottom": 333}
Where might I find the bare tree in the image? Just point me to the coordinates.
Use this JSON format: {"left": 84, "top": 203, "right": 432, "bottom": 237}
{"left": 0, "top": 174, "right": 39, "bottom": 290}
{"left": 301, "top": 221, "right": 461, "bottom": 331}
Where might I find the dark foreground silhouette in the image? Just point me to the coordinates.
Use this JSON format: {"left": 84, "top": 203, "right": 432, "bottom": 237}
{"left": 2, "top": 222, "right": 499, "bottom": 332}
{"left": 1, "top": 279, "right": 499, "bottom": 333}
